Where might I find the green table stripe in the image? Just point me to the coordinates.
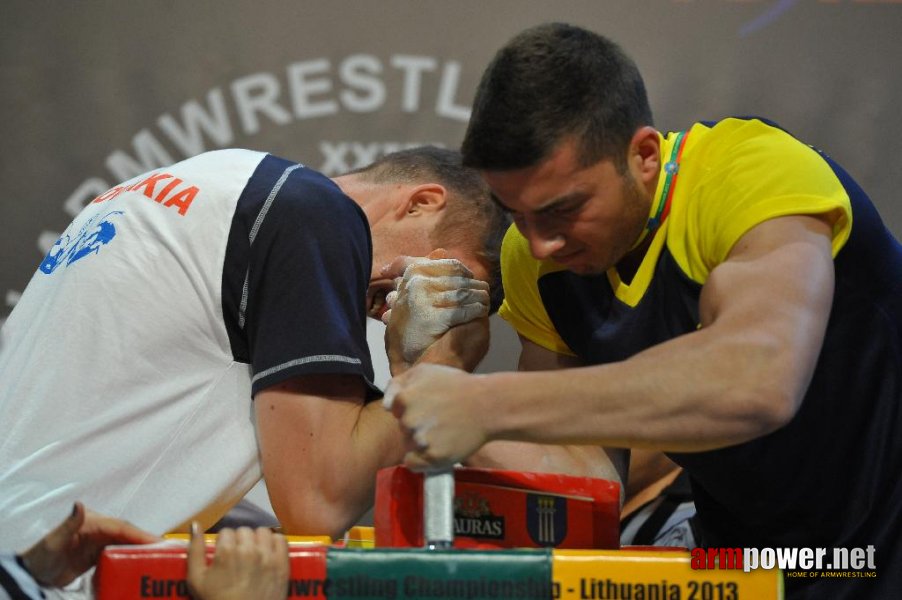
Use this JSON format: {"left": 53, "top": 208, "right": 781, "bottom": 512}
{"left": 325, "top": 548, "right": 553, "bottom": 599}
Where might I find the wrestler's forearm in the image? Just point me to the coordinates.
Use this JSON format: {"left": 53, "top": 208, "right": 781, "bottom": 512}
{"left": 479, "top": 216, "right": 835, "bottom": 453}
{"left": 477, "top": 327, "right": 805, "bottom": 453}
{"left": 390, "top": 318, "right": 490, "bottom": 375}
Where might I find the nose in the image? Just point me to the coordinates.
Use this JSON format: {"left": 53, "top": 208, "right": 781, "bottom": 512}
{"left": 525, "top": 229, "right": 566, "bottom": 260}
{"left": 514, "top": 215, "right": 566, "bottom": 260}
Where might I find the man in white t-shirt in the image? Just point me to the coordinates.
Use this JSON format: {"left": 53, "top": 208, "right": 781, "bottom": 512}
{"left": 0, "top": 146, "right": 507, "bottom": 555}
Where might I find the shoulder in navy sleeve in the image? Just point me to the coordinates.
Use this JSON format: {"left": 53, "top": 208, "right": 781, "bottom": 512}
{"left": 221, "top": 154, "right": 376, "bottom": 396}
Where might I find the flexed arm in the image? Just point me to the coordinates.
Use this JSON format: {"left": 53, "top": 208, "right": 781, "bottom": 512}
{"left": 385, "top": 215, "right": 835, "bottom": 465}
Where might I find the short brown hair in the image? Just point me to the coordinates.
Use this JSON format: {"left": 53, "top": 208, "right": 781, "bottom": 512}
{"left": 351, "top": 146, "right": 511, "bottom": 312}
{"left": 462, "top": 23, "right": 653, "bottom": 173}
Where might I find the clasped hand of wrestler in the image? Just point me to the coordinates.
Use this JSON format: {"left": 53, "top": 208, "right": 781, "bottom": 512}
{"left": 380, "top": 251, "right": 490, "bottom": 362}
{"left": 381, "top": 250, "right": 491, "bottom": 470}
{"left": 384, "top": 363, "right": 488, "bottom": 471}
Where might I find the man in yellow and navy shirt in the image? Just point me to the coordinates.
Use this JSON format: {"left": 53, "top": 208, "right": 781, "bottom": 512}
{"left": 384, "top": 23, "right": 900, "bottom": 599}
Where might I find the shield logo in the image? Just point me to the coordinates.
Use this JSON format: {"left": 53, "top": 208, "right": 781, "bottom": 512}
{"left": 526, "top": 494, "right": 568, "bottom": 546}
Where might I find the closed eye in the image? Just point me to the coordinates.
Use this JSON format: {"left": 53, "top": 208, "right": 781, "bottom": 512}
{"left": 545, "top": 204, "right": 578, "bottom": 216}
{"left": 539, "top": 198, "right": 585, "bottom": 219}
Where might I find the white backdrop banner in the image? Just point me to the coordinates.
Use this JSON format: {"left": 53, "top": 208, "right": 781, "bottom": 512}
{"left": 3, "top": 0, "right": 901, "bottom": 328}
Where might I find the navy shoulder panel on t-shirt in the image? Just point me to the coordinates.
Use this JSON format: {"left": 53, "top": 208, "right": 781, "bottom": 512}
{"left": 221, "top": 154, "right": 376, "bottom": 396}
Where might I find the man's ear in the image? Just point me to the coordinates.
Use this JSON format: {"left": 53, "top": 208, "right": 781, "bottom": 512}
{"left": 629, "top": 126, "right": 661, "bottom": 186}
{"left": 394, "top": 184, "right": 447, "bottom": 218}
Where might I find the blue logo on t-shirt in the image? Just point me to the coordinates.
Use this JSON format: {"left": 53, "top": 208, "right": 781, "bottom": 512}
{"left": 40, "top": 210, "right": 125, "bottom": 274}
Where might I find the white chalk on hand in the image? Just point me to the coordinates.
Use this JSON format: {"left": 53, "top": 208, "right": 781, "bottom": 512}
{"left": 396, "top": 273, "right": 489, "bottom": 362}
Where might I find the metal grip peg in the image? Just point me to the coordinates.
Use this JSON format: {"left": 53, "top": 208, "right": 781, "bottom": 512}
{"left": 423, "top": 468, "right": 454, "bottom": 550}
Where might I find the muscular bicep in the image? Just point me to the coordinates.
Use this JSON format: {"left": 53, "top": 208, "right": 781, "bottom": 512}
{"left": 254, "top": 374, "right": 367, "bottom": 530}
{"left": 698, "top": 214, "right": 835, "bottom": 421}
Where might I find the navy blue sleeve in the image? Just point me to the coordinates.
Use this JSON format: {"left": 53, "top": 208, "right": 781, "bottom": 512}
{"left": 221, "top": 155, "right": 377, "bottom": 397}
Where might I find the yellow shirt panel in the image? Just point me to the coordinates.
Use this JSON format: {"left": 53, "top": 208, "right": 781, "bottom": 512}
{"left": 666, "top": 119, "right": 853, "bottom": 284}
